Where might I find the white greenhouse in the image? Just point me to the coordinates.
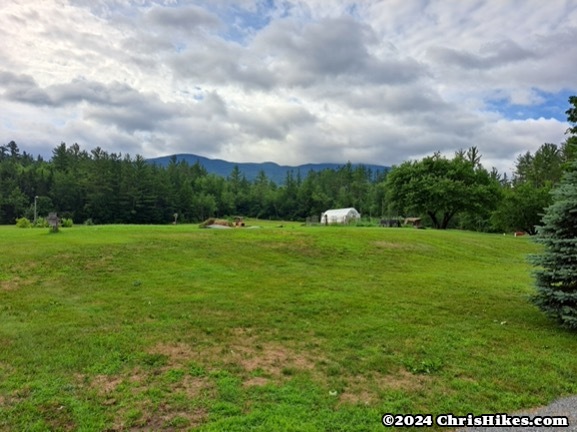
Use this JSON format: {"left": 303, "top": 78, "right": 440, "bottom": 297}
{"left": 320, "top": 208, "right": 361, "bottom": 225}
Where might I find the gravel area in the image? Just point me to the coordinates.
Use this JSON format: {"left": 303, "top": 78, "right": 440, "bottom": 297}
{"left": 456, "top": 396, "right": 577, "bottom": 432}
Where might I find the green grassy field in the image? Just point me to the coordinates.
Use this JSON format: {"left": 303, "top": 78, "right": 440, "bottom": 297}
{"left": 1, "top": 223, "right": 576, "bottom": 431}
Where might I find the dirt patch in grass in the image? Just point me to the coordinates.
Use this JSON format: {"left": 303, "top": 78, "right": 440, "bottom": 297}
{"left": 90, "top": 374, "right": 124, "bottom": 395}
{"left": 125, "top": 406, "right": 208, "bottom": 432}
{"left": 10, "top": 385, "right": 32, "bottom": 402}
{"left": 0, "top": 360, "right": 14, "bottom": 373}
{"left": 229, "top": 343, "right": 316, "bottom": 375}
{"left": 80, "top": 253, "right": 124, "bottom": 274}
{"left": 176, "top": 407, "right": 209, "bottom": 429}
{"left": 1, "top": 260, "right": 45, "bottom": 291}
{"left": 102, "top": 367, "right": 213, "bottom": 431}
{"left": 151, "top": 332, "right": 313, "bottom": 386}
{"left": 162, "top": 407, "right": 209, "bottom": 430}
{"left": 150, "top": 329, "right": 318, "bottom": 374}
{"left": 336, "top": 375, "right": 378, "bottom": 407}
{"left": 0, "top": 275, "right": 39, "bottom": 291}
{"left": 260, "top": 239, "right": 321, "bottom": 258}
{"left": 149, "top": 343, "right": 196, "bottom": 367}
{"left": 377, "top": 368, "right": 432, "bottom": 391}
{"left": 338, "top": 389, "right": 375, "bottom": 406}
{"left": 39, "top": 401, "right": 76, "bottom": 432}
{"left": 338, "top": 369, "right": 433, "bottom": 406}
{"left": 175, "top": 375, "right": 214, "bottom": 398}
{"left": 0, "top": 278, "right": 19, "bottom": 291}
{"left": 129, "top": 368, "right": 146, "bottom": 384}
{"left": 373, "top": 241, "right": 432, "bottom": 252}
{"left": 243, "top": 376, "right": 270, "bottom": 387}
{"left": 374, "top": 241, "right": 407, "bottom": 249}
{"left": 109, "top": 382, "right": 210, "bottom": 431}
{"left": 217, "top": 330, "right": 318, "bottom": 381}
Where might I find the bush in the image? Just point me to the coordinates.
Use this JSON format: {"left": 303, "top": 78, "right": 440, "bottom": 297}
{"left": 15, "top": 217, "right": 32, "bottom": 228}
{"left": 84, "top": 218, "right": 94, "bottom": 226}
{"left": 352, "top": 219, "right": 379, "bottom": 227}
{"left": 34, "top": 217, "right": 49, "bottom": 228}
{"left": 61, "top": 218, "right": 73, "bottom": 228}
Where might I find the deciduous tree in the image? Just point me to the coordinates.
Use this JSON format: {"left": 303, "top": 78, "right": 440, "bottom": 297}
{"left": 385, "top": 150, "right": 500, "bottom": 229}
{"left": 490, "top": 182, "right": 551, "bottom": 234}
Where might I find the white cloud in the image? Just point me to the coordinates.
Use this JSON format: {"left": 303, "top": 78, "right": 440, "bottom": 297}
{"left": 0, "top": 0, "right": 576, "bottom": 176}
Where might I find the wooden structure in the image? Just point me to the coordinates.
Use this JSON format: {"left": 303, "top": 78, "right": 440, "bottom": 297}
{"left": 404, "top": 217, "right": 422, "bottom": 228}
{"left": 380, "top": 218, "right": 402, "bottom": 227}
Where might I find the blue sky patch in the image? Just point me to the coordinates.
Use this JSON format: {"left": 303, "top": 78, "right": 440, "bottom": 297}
{"left": 216, "top": 1, "right": 279, "bottom": 44}
{"left": 487, "top": 89, "right": 574, "bottom": 121}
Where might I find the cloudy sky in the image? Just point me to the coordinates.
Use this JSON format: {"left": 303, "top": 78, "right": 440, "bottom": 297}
{"left": 1, "top": 0, "right": 576, "bottom": 173}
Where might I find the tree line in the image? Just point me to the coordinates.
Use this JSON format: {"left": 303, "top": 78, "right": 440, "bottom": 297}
{"left": 1, "top": 97, "right": 575, "bottom": 231}
{"left": 0, "top": 141, "right": 387, "bottom": 225}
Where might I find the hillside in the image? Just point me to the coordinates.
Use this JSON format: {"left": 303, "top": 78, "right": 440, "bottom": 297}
{"left": 147, "top": 153, "right": 389, "bottom": 183}
{"left": 2, "top": 225, "right": 576, "bottom": 431}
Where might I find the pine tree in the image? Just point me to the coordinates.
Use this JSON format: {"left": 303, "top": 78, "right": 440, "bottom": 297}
{"left": 531, "top": 161, "right": 577, "bottom": 328}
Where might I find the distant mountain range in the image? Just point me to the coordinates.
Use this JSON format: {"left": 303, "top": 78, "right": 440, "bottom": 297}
{"left": 148, "top": 153, "right": 389, "bottom": 184}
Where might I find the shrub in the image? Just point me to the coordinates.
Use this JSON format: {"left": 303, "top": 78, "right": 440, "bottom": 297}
{"left": 15, "top": 217, "right": 32, "bottom": 228}
{"left": 84, "top": 218, "right": 94, "bottom": 226}
{"left": 34, "top": 217, "right": 49, "bottom": 228}
{"left": 352, "top": 219, "right": 379, "bottom": 227}
{"left": 61, "top": 218, "right": 73, "bottom": 228}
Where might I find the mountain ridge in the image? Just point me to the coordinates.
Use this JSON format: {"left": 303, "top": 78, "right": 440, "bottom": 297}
{"left": 148, "top": 153, "right": 389, "bottom": 184}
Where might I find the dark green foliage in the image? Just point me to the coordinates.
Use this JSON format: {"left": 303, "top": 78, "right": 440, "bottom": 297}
{"left": 567, "top": 96, "right": 577, "bottom": 135}
{"left": 492, "top": 142, "right": 568, "bottom": 234}
{"left": 2, "top": 106, "right": 576, "bottom": 231}
{"left": 531, "top": 162, "right": 577, "bottom": 328}
{"left": 562, "top": 96, "right": 577, "bottom": 167}
{"left": 531, "top": 97, "right": 577, "bottom": 327}
{"left": 491, "top": 182, "right": 552, "bottom": 234}
{"left": 514, "top": 143, "right": 564, "bottom": 187}
{"left": 385, "top": 149, "right": 501, "bottom": 229}
{"left": 0, "top": 141, "right": 387, "bottom": 225}
{"left": 563, "top": 136, "right": 577, "bottom": 166}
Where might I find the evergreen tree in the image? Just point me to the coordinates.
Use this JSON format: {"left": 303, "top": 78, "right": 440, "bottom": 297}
{"left": 531, "top": 161, "right": 577, "bottom": 328}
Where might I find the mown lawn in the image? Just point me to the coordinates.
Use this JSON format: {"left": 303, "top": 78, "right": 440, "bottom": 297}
{"left": 0, "top": 223, "right": 575, "bottom": 431}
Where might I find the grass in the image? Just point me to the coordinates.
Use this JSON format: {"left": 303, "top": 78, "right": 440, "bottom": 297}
{"left": 0, "top": 222, "right": 576, "bottom": 431}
